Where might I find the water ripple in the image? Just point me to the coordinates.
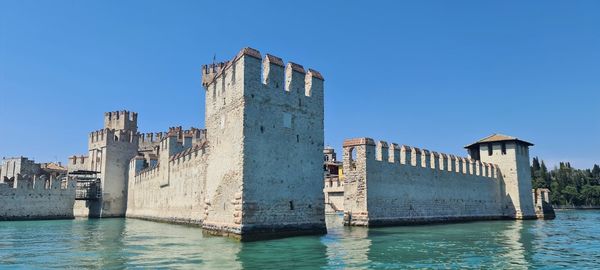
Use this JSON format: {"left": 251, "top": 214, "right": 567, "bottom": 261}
{"left": 0, "top": 211, "right": 599, "bottom": 269}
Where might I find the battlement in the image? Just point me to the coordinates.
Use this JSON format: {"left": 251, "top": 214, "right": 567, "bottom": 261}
{"left": 131, "top": 142, "right": 207, "bottom": 183}
{"left": 156, "top": 126, "right": 204, "bottom": 153}
{"left": 68, "top": 155, "right": 88, "bottom": 165}
{"left": 138, "top": 132, "right": 166, "bottom": 144}
{"left": 89, "top": 128, "right": 138, "bottom": 144}
{"left": 0, "top": 174, "right": 74, "bottom": 191}
{"left": 343, "top": 137, "right": 499, "bottom": 179}
{"left": 202, "top": 62, "right": 228, "bottom": 87}
{"left": 132, "top": 160, "right": 159, "bottom": 182}
{"left": 104, "top": 110, "right": 138, "bottom": 131}
{"left": 201, "top": 47, "right": 324, "bottom": 98}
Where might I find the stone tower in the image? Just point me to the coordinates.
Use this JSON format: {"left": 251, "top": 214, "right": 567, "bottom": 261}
{"left": 466, "top": 134, "right": 536, "bottom": 219}
{"left": 201, "top": 48, "right": 326, "bottom": 240}
{"left": 76, "top": 111, "right": 139, "bottom": 217}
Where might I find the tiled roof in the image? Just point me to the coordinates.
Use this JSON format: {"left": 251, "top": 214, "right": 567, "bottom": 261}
{"left": 465, "top": 134, "right": 533, "bottom": 148}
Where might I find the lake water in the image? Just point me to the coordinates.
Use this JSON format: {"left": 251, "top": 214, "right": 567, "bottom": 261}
{"left": 1, "top": 210, "right": 599, "bottom": 269}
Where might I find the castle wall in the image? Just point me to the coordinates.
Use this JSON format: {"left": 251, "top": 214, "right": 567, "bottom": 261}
{"left": 343, "top": 138, "right": 505, "bottom": 226}
{"left": 201, "top": 48, "right": 326, "bottom": 239}
{"left": 0, "top": 177, "right": 75, "bottom": 220}
{"left": 240, "top": 52, "right": 326, "bottom": 236}
{"left": 126, "top": 146, "right": 207, "bottom": 224}
{"left": 202, "top": 54, "right": 246, "bottom": 235}
{"left": 100, "top": 139, "right": 138, "bottom": 217}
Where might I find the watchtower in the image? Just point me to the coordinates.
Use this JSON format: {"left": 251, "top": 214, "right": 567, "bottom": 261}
{"left": 466, "top": 134, "right": 536, "bottom": 219}
{"left": 79, "top": 110, "right": 139, "bottom": 218}
{"left": 201, "top": 47, "right": 326, "bottom": 240}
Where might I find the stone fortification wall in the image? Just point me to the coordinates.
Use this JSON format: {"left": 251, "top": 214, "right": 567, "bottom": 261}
{"left": 126, "top": 145, "right": 207, "bottom": 224}
{"left": 343, "top": 138, "right": 506, "bottom": 226}
{"left": 67, "top": 155, "right": 89, "bottom": 172}
{"left": 240, "top": 50, "right": 326, "bottom": 237}
{"left": 0, "top": 176, "right": 75, "bottom": 220}
{"left": 201, "top": 47, "right": 326, "bottom": 239}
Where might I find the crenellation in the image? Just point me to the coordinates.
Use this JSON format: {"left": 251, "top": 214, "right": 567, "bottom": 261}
{"left": 422, "top": 149, "right": 431, "bottom": 169}
{"left": 104, "top": 110, "right": 138, "bottom": 131}
{"left": 448, "top": 154, "right": 456, "bottom": 172}
{"left": 439, "top": 153, "right": 448, "bottom": 171}
{"left": 376, "top": 141, "right": 388, "bottom": 161}
{"left": 342, "top": 138, "right": 499, "bottom": 180}
{"left": 388, "top": 143, "right": 400, "bottom": 163}
{"left": 476, "top": 160, "right": 483, "bottom": 176}
{"left": 400, "top": 145, "right": 410, "bottom": 165}
{"left": 431, "top": 151, "right": 440, "bottom": 170}
{"left": 411, "top": 147, "right": 422, "bottom": 167}
{"left": 285, "top": 62, "right": 306, "bottom": 95}
{"left": 344, "top": 134, "right": 542, "bottom": 227}
{"left": 456, "top": 157, "right": 464, "bottom": 174}
{"left": 262, "top": 54, "right": 285, "bottom": 88}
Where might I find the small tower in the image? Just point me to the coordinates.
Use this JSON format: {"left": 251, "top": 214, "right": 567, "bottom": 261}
{"left": 104, "top": 111, "right": 138, "bottom": 131}
{"left": 77, "top": 110, "right": 140, "bottom": 218}
{"left": 324, "top": 147, "right": 336, "bottom": 162}
{"left": 465, "top": 134, "right": 536, "bottom": 219}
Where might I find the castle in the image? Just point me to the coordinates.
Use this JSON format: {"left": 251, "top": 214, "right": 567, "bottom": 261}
{"left": 67, "top": 47, "right": 327, "bottom": 240}
{"left": 0, "top": 47, "right": 554, "bottom": 241}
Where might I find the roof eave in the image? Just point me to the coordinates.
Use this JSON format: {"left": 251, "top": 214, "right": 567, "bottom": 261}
{"left": 464, "top": 139, "right": 534, "bottom": 149}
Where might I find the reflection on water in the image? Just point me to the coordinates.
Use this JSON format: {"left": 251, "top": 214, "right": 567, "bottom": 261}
{"left": 1, "top": 211, "right": 599, "bottom": 269}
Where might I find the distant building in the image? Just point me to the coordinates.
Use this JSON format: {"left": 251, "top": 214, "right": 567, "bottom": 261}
{"left": 324, "top": 147, "right": 344, "bottom": 213}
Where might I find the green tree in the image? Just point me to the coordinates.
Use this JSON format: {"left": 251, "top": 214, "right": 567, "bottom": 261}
{"left": 532, "top": 159, "right": 600, "bottom": 207}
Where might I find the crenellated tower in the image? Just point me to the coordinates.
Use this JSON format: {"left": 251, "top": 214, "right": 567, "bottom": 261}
{"left": 76, "top": 110, "right": 140, "bottom": 218}
{"left": 466, "top": 134, "right": 536, "bottom": 219}
{"left": 201, "top": 47, "right": 326, "bottom": 240}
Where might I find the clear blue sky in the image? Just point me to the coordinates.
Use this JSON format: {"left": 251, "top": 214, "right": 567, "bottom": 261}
{"left": 1, "top": 1, "right": 598, "bottom": 169}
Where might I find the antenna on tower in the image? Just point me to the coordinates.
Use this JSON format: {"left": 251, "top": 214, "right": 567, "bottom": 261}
{"left": 212, "top": 53, "right": 216, "bottom": 66}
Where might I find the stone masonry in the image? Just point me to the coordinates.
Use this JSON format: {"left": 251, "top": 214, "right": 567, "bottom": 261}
{"left": 69, "top": 47, "right": 326, "bottom": 240}
{"left": 342, "top": 134, "right": 551, "bottom": 227}
{"left": 1, "top": 157, "right": 75, "bottom": 220}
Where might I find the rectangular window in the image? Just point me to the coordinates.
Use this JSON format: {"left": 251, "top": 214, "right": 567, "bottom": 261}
{"left": 488, "top": 143, "right": 493, "bottom": 156}
{"left": 283, "top": 112, "right": 292, "bottom": 128}
{"left": 501, "top": 143, "right": 507, "bottom": 155}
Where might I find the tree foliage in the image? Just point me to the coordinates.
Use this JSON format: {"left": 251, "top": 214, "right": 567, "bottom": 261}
{"left": 532, "top": 157, "right": 600, "bottom": 206}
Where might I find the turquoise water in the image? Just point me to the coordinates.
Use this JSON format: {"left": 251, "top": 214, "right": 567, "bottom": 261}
{"left": 1, "top": 211, "right": 599, "bottom": 269}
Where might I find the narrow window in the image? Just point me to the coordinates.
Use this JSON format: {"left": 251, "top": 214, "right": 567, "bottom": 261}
{"left": 488, "top": 143, "right": 493, "bottom": 156}
{"left": 231, "top": 64, "right": 236, "bottom": 85}
{"left": 283, "top": 112, "right": 292, "bottom": 128}
{"left": 296, "top": 134, "right": 299, "bottom": 143}
{"left": 222, "top": 74, "right": 226, "bottom": 95}
{"left": 289, "top": 201, "right": 294, "bottom": 210}
{"left": 501, "top": 143, "right": 507, "bottom": 155}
